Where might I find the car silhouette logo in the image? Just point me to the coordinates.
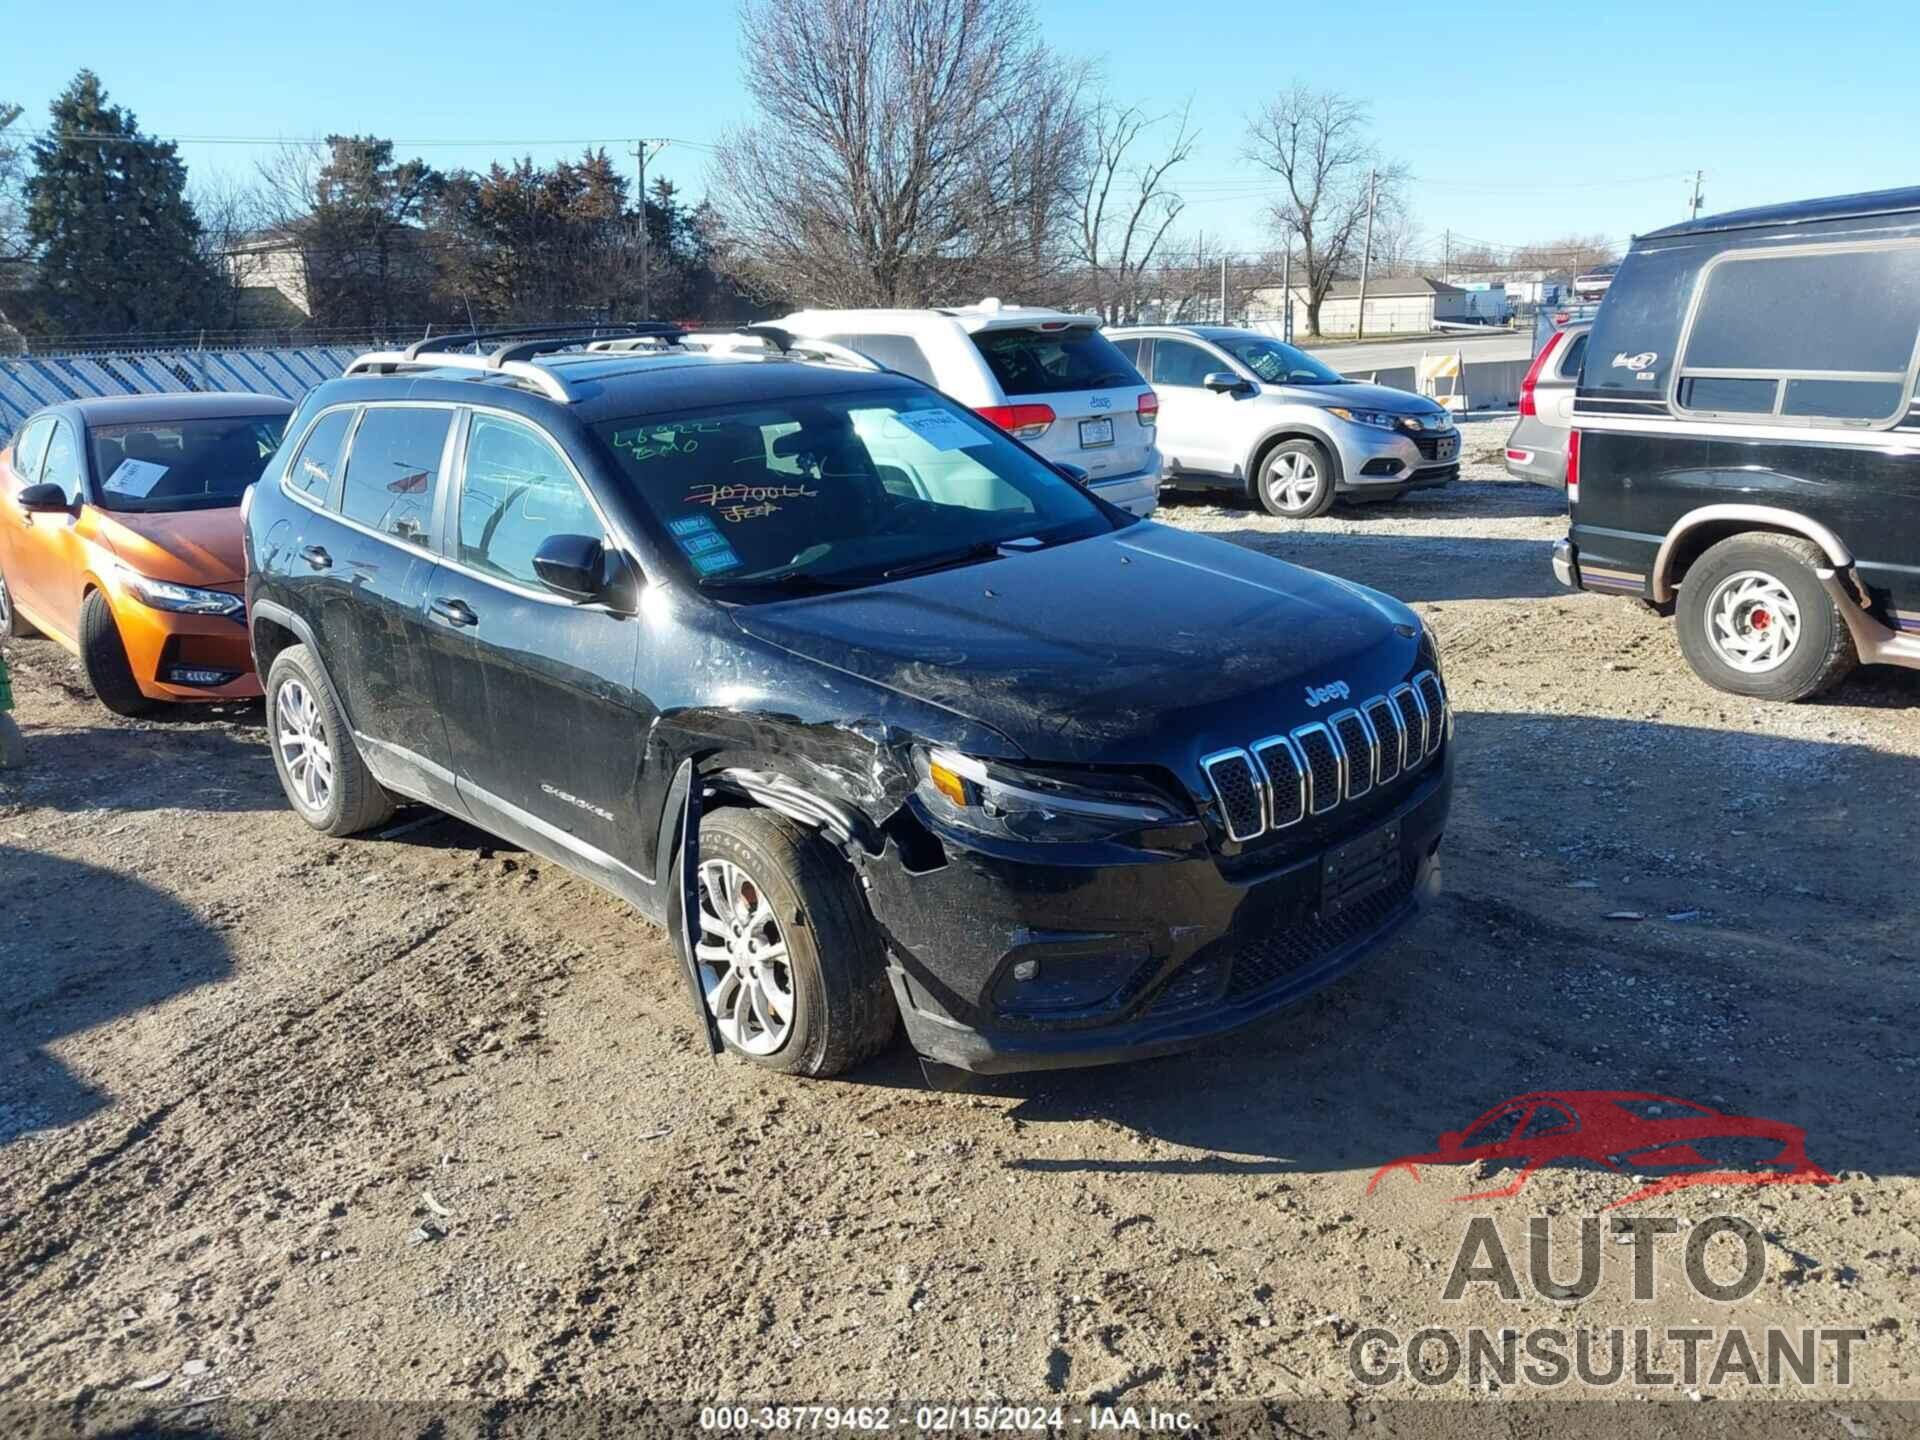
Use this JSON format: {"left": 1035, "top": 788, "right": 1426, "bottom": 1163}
{"left": 1365, "top": 1090, "right": 1834, "bottom": 1209}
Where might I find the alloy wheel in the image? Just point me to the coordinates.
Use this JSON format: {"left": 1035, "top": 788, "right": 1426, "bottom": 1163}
{"left": 1703, "top": 569, "right": 1802, "bottom": 674}
{"left": 694, "top": 858, "right": 797, "bottom": 1055}
{"left": 274, "top": 677, "right": 336, "bottom": 813}
{"left": 0, "top": 570, "right": 11, "bottom": 631}
{"left": 1266, "top": 451, "right": 1323, "bottom": 513}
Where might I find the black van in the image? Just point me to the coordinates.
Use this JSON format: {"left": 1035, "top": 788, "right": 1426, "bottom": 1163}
{"left": 1554, "top": 187, "right": 1920, "bottom": 701}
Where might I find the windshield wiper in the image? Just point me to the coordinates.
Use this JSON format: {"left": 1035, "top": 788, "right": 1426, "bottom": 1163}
{"left": 698, "top": 569, "right": 865, "bottom": 595}
{"left": 880, "top": 539, "right": 1012, "bottom": 581}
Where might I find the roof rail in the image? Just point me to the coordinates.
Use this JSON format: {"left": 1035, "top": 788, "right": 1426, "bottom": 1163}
{"left": 729, "top": 325, "right": 886, "bottom": 373}
{"left": 340, "top": 323, "right": 689, "bottom": 403}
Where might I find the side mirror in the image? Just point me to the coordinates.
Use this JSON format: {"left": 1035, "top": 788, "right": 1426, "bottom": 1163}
{"left": 532, "top": 533, "right": 624, "bottom": 604}
{"left": 18, "top": 482, "right": 75, "bottom": 514}
{"left": 1203, "top": 371, "right": 1250, "bottom": 394}
{"left": 1053, "top": 461, "right": 1091, "bottom": 487}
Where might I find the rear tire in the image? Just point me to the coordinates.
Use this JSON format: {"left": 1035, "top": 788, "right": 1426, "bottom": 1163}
{"left": 1674, "top": 533, "right": 1857, "bottom": 702}
{"left": 1256, "top": 439, "right": 1338, "bottom": 519}
{"left": 672, "top": 806, "right": 897, "bottom": 1078}
{"left": 0, "top": 565, "right": 36, "bottom": 638}
{"left": 265, "top": 644, "right": 395, "bottom": 835}
{"left": 79, "top": 590, "right": 156, "bottom": 718}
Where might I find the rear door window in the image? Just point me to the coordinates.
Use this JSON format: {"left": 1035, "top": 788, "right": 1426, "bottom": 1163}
{"left": 1675, "top": 242, "right": 1920, "bottom": 425}
{"left": 288, "top": 409, "right": 355, "bottom": 502}
{"left": 827, "top": 333, "right": 938, "bottom": 387}
{"left": 339, "top": 406, "right": 452, "bottom": 547}
{"left": 970, "top": 326, "right": 1142, "bottom": 397}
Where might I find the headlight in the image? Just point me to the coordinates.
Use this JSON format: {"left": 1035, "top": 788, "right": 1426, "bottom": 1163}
{"left": 1325, "top": 407, "right": 1402, "bottom": 432}
{"left": 913, "top": 746, "right": 1188, "bottom": 844}
{"left": 115, "top": 565, "right": 244, "bottom": 618}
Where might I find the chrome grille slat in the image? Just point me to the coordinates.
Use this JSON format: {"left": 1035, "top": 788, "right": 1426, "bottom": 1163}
{"left": 1199, "top": 671, "right": 1447, "bottom": 845}
{"left": 1252, "top": 735, "right": 1306, "bottom": 830}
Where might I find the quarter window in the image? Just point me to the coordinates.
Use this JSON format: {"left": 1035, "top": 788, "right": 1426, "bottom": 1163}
{"left": 457, "top": 414, "right": 601, "bottom": 588}
{"left": 288, "top": 409, "right": 354, "bottom": 501}
{"left": 339, "top": 407, "right": 451, "bottom": 546}
{"left": 1151, "top": 339, "right": 1220, "bottom": 388}
{"left": 1675, "top": 242, "right": 1920, "bottom": 425}
{"left": 826, "top": 333, "right": 939, "bottom": 387}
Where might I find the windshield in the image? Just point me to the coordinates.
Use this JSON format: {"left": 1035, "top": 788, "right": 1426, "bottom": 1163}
{"left": 593, "top": 388, "right": 1122, "bottom": 597}
{"left": 969, "top": 326, "right": 1143, "bottom": 396}
{"left": 90, "top": 416, "right": 287, "bottom": 512}
{"left": 1217, "top": 337, "right": 1344, "bottom": 386}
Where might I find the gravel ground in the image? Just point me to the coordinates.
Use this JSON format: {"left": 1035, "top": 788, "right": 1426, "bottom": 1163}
{"left": 3, "top": 418, "right": 1918, "bottom": 1421}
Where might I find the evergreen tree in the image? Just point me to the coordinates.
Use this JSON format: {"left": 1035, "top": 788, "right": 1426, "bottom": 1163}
{"left": 23, "top": 71, "right": 222, "bottom": 338}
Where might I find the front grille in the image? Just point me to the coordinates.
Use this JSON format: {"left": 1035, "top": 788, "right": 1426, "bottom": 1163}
{"left": 1365, "top": 697, "right": 1403, "bottom": 783}
{"left": 1199, "top": 670, "right": 1446, "bottom": 844}
{"left": 1413, "top": 434, "right": 1444, "bottom": 460}
{"left": 1224, "top": 856, "right": 1421, "bottom": 1000}
{"left": 1332, "top": 711, "right": 1374, "bottom": 799}
{"left": 1201, "top": 751, "right": 1263, "bottom": 840}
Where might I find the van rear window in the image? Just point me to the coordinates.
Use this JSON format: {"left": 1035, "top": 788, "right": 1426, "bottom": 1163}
{"left": 970, "top": 327, "right": 1143, "bottom": 397}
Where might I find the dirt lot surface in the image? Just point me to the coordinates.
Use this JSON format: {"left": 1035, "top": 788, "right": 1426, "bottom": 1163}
{"left": 3, "top": 419, "right": 1917, "bottom": 1420}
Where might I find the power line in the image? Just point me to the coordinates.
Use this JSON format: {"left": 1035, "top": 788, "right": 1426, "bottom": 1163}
{"left": 16, "top": 128, "right": 721, "bottom": 153}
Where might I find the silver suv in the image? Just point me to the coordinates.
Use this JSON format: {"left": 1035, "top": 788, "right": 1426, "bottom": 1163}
{"left": 1107, "top": 325, "right": 1460, "bottom": 518}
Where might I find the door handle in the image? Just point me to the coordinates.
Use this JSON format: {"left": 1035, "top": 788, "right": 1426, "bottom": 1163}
{"left": 430, "top": 596, "right": 478, "bottom": 628}
{"left": 300, "top": 545, "right": 332, "bottom": 571}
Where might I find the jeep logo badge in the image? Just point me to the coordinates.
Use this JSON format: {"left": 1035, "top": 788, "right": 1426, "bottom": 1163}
{"left": 1304, "top": 681, "right": 1351, "bottom": 708}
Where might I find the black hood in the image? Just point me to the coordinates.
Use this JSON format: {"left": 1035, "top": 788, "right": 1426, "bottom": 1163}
{"left": 727, "top": 525, "right": 1424, "bottom": 767}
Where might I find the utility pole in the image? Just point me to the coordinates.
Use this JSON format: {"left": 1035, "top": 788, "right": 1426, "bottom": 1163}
{"left": 1354, "top": 167, "right": 1379, "bottom": 341}
{"left": 1219, "top": 256, "right": 1228, "bottom": 324}
{"left": 631, "top": 139, "right": 671, "bottom": 318}
{"left": 1688, "top": 169, "right": 1705, "bottom": 221}
{"left": 1281, "top": 232, "right": 1293, "bottom": 343}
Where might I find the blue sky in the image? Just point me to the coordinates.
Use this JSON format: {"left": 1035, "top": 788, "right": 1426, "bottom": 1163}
{"left": 6, "top": 0, "right": 1915, "bottom": 265}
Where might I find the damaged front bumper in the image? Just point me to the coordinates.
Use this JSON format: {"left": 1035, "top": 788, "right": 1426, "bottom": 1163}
{"left": 861, "top": 756, "right": 1451, "bottom": 1074}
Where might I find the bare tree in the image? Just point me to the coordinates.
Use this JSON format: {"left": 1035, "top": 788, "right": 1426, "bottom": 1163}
{"left": 709, "top": 0, "right": 1089, "bottom": 308}
{"left": 1370, "top": 199, "right": 1422, "bottom": 278}
{"left": 0, "top": 101, "right": 26, "bottom": 265}
{"left": 1507, "top": 233, "right": 1618, "bottom": 277}
{"left": 1072, "top": 99, "right": 1196, "bottom": 323}
{"left": 1243, "top": 83, "right": 1406, "bottom": 336}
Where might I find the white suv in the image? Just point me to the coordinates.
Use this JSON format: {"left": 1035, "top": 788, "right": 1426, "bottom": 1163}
{"left": 769, "top": 301, "right": 1162, "bottom": 516}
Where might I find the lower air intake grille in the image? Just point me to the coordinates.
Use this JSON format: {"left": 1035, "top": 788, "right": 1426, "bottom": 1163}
{"left": 1224, "top": 856, "right": 1421, "bottom": 1000}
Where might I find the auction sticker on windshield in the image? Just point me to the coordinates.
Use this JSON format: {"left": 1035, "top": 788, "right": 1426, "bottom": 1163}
{"left": 892, "top": 409, "right": 990, "bottom": 451}
{"left": 104, "top": 458, "right": 169, "bottom": 498}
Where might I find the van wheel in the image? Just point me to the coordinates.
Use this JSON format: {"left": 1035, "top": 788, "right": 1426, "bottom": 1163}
{"left": 79, "top": 591, "right": 156, "bottom": 717}
{"left": 1257, "top": 439, "right": 1337, "bottom": 519}
{"left": 0, "top": 565, "right": 36, "bottom": 637}
{"left": 265, "top": 644, "right": 395, "bottom": 835}
{"left": 1675, "top": 534, "right": 1857, "bottom": 702}
{"left": 672, "top": 807, "right": 897, "bottom": 1078}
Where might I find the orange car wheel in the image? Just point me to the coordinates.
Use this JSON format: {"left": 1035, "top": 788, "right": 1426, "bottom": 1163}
{"left": 79, "top": 590, "right": 156, "bottom": 718}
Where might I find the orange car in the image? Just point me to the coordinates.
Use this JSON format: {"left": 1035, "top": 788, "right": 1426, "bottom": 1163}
{"left": 0, "top": 393, "right": 293, "bottom": 715}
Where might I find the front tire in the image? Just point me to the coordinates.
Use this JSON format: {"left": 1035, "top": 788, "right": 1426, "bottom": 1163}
{"left": 1256, "top": 438, "right": 1338, "bottom": 519}
{"left": 1674, "top": 533, "right": 1857, "bottom": 701}
{"left": 265, "top": 644, "right": 395, "bottom": 835}
{"left": 673, "top": 807, "right": 897, "bottom": 1077}
{"left": 79, "top": 590, "right": 156, "bottom": 717}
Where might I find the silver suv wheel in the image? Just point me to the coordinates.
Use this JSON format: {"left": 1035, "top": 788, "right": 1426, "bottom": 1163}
{"left": 1267, "top": 451, "right": 1321, "bottom": 510}
{"left": 694, "top": 857, "right": 797, "bottom": 1055}
{"left": 1703, "top": 569, "right": 1801, "bottom": 674}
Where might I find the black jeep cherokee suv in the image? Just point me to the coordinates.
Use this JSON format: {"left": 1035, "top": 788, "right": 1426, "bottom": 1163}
{"left": 244, "top": 327, "right": 1452, "bottom": 1077}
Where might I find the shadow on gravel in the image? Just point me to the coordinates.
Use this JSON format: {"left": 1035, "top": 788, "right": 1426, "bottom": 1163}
{"left": 1, "top": 723, "right": 281, "bottom": 814}
{"left": 0, "top": 847, "right": 232, "bottom": 1144}
{"left": 1203, "top": 527, "right": 1565, "bottom": 603}
{"left": 983, "top": 712, "right": 1920, "bottom": 1200}
{"left": 1158, "top": 479, "right": 1568, "bottom": 522}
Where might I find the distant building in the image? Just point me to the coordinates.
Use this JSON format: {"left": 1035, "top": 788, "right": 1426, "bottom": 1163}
{"left": 1249, "top": 276, "right": 1475, "bottom": 337}
{"left": 225, "top": 234, "right": 313, "bottom": 322}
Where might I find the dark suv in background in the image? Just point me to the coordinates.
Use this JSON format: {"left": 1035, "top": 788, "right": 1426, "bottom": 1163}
{"left": 245, "top": 325, "right": 1452, "bottom": 1079}
{"left": 1559, "top": 187, "right": 1920, "bottom": 701}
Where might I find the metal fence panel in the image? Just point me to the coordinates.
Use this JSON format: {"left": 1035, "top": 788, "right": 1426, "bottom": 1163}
{"left": 0, "top": 345, "right": 359, "bottom": 442}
